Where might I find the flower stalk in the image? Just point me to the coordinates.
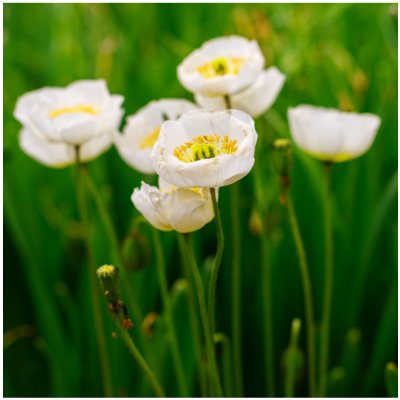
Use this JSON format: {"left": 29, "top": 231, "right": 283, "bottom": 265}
{"left": 152, "top": 228, "right": 189, "bottom": 396}
{"left": 97, "top": 265, "right": 165, "bottom": 398}
{"left": 319, "top": 161, "right": 334, "bottom": 396}
{"left": 179, "top": 234, "right": 223, "bottom": 397}
{"left": 75, "top": 154, "right": 113, "bottom": 397}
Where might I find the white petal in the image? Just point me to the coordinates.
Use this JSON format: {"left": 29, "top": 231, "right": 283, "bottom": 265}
{"left": 79, "top": 132, "right": 112, "bottom": 162}
{"left": 195, "top": 94, "right": 227, "bottom": 111}
{"left": 288, "top": 105, "right": 381, "bottom": 162}
{"left": 19, "top": 128, "right": 76, "bottom": 168}
{"left": 231, "top": 67, "right": 286, "bottom": 117}
{"left": 177, "top": 36, "right": 264, "bottom": 96}
{"left": 151, "top": 109, "right": 258, "bottom": 188}
{"left": 131, "top": 183, "right": 172, "bottom": 231}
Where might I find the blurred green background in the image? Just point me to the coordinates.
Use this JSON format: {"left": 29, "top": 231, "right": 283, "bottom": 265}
{"left": 3, "top": 3, "right": 397, "bottom": 397}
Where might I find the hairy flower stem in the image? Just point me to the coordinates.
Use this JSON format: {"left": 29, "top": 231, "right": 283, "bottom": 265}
{"left": 75, "top": 157, "right": 113, "bottom": 397}
{"left": 224, "top": 94, "right": 244, "bottom": 396}
{"left": 118, "top": 327, "right": 165, "bottom": 397}
{"left": 319, "top": 162, "right": 334, "bottom": 396}
{"left": 208, "top": 188, "right": 225, "bottom": 335}
{"left": 179, "top": 234, "right": 223, "bottom": 397}
{"left": 286, "top": 195, "right": 317, "bottom": 397}
{"left": 152, "top": 229, "right": 189, "bottom": 396}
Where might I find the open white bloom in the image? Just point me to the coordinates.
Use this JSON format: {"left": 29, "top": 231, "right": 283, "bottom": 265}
{"left": 288, "top": 105, "right": 381, "bottom": 162}
{"left": 14, "top": 80, "right": 123, "bottom": 167}
{"left": 151, "top": 109, "right": 258, "bottom": 188}
{"left": 178, "top": 36, "right": 264, "bottom": 96}
{"left": 195, "top": 67, "right": 286, "bottom": 118}
{"left": 113, "top": 99, "right": 197, "bottom": 174}
{"left": 131, "top": 178, "right": 214, "bottom": 233}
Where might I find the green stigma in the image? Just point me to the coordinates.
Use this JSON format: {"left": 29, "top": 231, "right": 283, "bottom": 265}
{"left": 191, "top": 143, "right": 217, "bottom": 161}
{"left": 211, "top": 57, "right": 229, "bottom": 75}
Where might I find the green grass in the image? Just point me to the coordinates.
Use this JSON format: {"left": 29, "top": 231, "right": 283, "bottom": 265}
{"left": 3, "top": 3, "right": 397, "bottom": 397}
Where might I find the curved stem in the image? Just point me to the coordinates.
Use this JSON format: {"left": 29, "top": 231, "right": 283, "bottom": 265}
{"left": 286, "top": 195, "right": 317, "bottom": 397}
{"left": 207, "top": 188, "right": 225, "bottom": 335}
{"left": 214, "top": 333, "right": 234, "bottom": 397}
{"left": 177, "top": 233, "right": 208, "bottom": 397}
{"left": 179, "top": 234, "right": 223, "bottom": 397}
{"left": 118, "top": 328, "right": 165, "bottom": 397}
{"left": 152, "top": 229, "right": 189, "bottom": 396}
{"left": 75, "top": 159, "right": 113, "bottom": 397}
{"left": 319, "top": 162, "right": 334, "bottom": 396}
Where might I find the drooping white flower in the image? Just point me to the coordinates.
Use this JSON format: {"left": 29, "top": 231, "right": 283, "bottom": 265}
{"left": 178, "top": 36, "right": 265, "bottom": 96}
{"left": 14, "top": 80, "right": 124, "bottom": 167}
{"left": 150, "top": 109, "right": 258, "bottom": 188}
{"left": 195, "top": 67, "right": 286, "bottom": 118}
{"left": 131, "top": 178, "right": 214, "bottom": 233}
{"left": 113, "top": 99, "right": 197, "bottom": 174}
{"left": 288, "top": 105, "right": 381, "bottom": 162}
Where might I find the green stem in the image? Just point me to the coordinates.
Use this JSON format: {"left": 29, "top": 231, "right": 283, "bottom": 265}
{"left": 230, "top": 182, "right": 244, "bottom": 396}
{"left": 214, "top": 333, "right": 234, "bottom": 397}
{"left": 260, "top": 229, "right": 275, "bottom": 397}
{"left": 286, "top": 195, "right": 317, "bottom": 397}
{"left": 207, "top": 188, "right": 225, "bottom": 335}
{"left": 319, "top": 162, "right": 334, "bottom": 396}
{"left": 177, "top": 233, "right": 208, "bottom": 397}
{"left": 118, "top": 327, "right": 165, "bottom": 397}
{"left": 152, "top": 229, "right": 189, "bottom": 396}
{"left": 179, "top": 234, "right": 223, "bottom": 397}
{"left": 75, "top": 158, "right": 113, "bottom": 397}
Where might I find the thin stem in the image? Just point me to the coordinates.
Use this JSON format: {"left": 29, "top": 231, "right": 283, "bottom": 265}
{"left": 260, "top": 230, "right": 275, "bottom": 397}
{"left": 207, "top": 188, "right": 225, "bottom": 335}
{"left": 230, "top": 182, "right": 244, "bottom": 397}
{"left": 286, "top": 195, "right": 317, "bottom": 397}
{"left": 177, "top": 233, "right": 208, "bottom": 397}
{"left": 214, "top": 333, "right": 234, "bottom": 397}
{"left": 75, "top": 158, "right": 113, "bottom": 397}
{"left": 152, "top": 229, "right": 189, "bottom": 396}
{"left": 319, "top": 162, "right": 334, "bottom": 396}
{"left": 118, "top": 327, "right": 165, "bottom": 397}
{"left": 179, "top": 234, "right": 223, "bottom": 397}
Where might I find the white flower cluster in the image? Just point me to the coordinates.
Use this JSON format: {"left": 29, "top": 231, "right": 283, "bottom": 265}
{"left": 14, "top": 35, "right": 381, "bottom": 233}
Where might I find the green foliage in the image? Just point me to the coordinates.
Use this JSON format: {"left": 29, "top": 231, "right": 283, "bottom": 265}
{"left": 4, "top": 3, "right": 397, "bottom": 397}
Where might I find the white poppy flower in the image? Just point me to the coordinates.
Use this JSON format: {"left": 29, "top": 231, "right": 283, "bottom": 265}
{"left": 131, "top": 178, "right": 214, "bottom": 233}
{"left": 195, "top": 67, "right": 286, "bottom": 118}
{"left": 150, "top": 109, "right": 258, "bottom": 188}
{"left": 113, "top": 99, "right": 197, "bottom": 174}
{"left": 288, "top": 105, "right": 381, "bottom": 163}
{"left": 14, "top": 80, "right": 123, "bottom": 167}
{"left": 177, "top": 36, "right": 265, "bottom": 96}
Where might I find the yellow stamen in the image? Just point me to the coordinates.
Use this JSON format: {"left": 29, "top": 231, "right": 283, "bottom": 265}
{"left": 49, "top": 104, "right": 99, "bottom": 118}
{"left": 139, "top": 127, "right": 161, "bottom": 149}
{"left": 174, "top": 134, "right": 238, "bottom": 163}
{"left": 197, "top": 57, "right": 245, "bottom": 79}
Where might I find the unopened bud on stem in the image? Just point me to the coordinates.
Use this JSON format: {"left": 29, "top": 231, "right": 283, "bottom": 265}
{"left": 272, "top": 139, "right": 293, "bottom": 203}
{"left": 97, "top": 264, "right": 120, "bottom": 304}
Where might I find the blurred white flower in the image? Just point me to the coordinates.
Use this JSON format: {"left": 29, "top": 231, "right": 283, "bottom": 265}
{"left": 288, "top": 105, "right": 381, "bottom": 162}
{"left": 114, "top": 99, "right": 197, "bottom": 174}
{"left": 195, "top": 67, "right": 286, "bottom": 118}
{"left": 178, "top": 36, "right": 265, "bottom": 96}
{"left": 150, "top": 109, "right": 258, "bottom": 188}
{"left": 14, "top": 80, "right": 123, "bottom": 167}
{"left": 131, "top": 178, "right": 214, "bottom": 233}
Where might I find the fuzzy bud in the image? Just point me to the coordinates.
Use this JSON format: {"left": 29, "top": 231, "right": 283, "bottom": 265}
{"left": 96, "top": 264, "right": 120, "bottom": 304}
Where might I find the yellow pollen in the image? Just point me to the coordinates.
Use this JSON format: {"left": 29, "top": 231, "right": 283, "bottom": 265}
{"left": 173, "top": 134, "right": 238, "bottom": 163}
{"left": 96, "top": 264, "right": 117, "bottom": 278}
{"left": 49, "top": 104, "right": 99, "bottom": 118}
{"left": 197, "top": 57, "right": 245, "bottom": 79}
{"left": 139, "top": 127, "right": 161, "bottom": 149}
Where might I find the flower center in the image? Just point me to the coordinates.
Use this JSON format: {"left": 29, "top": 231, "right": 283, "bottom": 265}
{"left": 139, "top": 127, "right": 160, "bottom": 149}
{"left": 197, "top": 57, "right": 245, "bottom": 79}
{"left": 173, "top": 134, "right": 238, "bottom": 163}
{"left": 49, "top": 105, "right": 99, "bottom": 119}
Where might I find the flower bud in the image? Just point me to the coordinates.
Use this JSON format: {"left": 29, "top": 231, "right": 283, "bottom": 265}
{"left": 96, "top": 264, "right": 120, "bottom": 304}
